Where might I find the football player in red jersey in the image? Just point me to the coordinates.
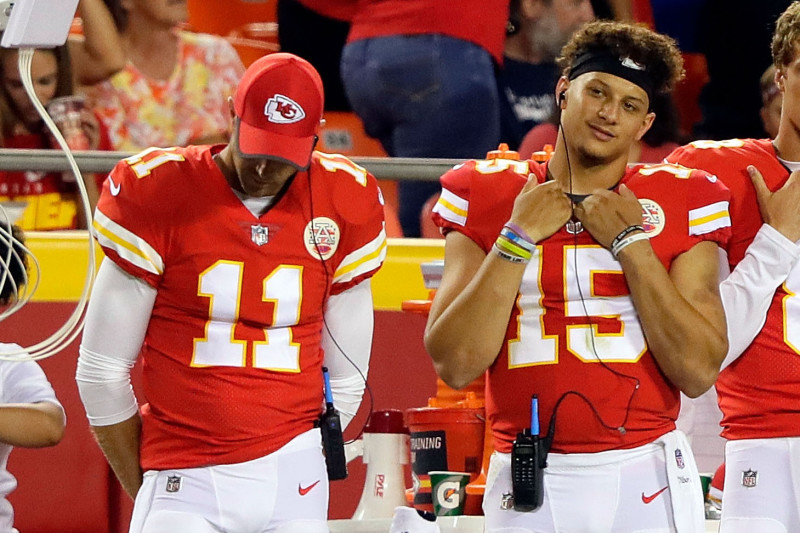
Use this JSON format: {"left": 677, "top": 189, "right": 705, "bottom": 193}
{"left": 75, "top": 53, "right": 387, "bottom": 532}
{"left": 666, "top": 4, "right": 800, "bottom": 531}
{"left": 425, "top": 21, "right": 731, "bottom": 531}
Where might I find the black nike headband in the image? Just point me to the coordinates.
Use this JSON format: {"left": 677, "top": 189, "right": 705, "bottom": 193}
{"left": 568, "top": 50, "right": 656, "bottom": 107}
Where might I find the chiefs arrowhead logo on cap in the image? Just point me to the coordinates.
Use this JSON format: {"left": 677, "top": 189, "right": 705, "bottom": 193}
{"left": 233, "top": 53, "right": 324, "bottom": 169}
{"left": 265, "top": 94, "right": 306, "bottom": 124}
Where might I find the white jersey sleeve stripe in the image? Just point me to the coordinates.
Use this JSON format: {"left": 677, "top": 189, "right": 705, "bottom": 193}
{"left": 689, "top": 201, "right": 731, "bottom": 236}
{"left": 433, "top": 187, "right": 468, "bottom": 227}
{"left": 93, "top": 211, "right": 164, "bottom": 275}
{"left": 689, "top": 201, "right": 729, "bottom": 221}
{"left": 332, "top": 229, "right": 387, "bottom": 284}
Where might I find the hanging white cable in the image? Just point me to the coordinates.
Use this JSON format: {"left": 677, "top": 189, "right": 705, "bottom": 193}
{"left": 0, "top": 209, "right": 20, "bottom": 309}
{"left": 0, "top": 47, "right": 96, "bottom": 361}
{"left": 0, "top": 211, "right": 40, "bottom": 319}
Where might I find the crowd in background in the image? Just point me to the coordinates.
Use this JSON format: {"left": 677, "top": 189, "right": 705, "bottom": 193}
{"left": 0, "top": 0, "right": 788, "bottom": 235}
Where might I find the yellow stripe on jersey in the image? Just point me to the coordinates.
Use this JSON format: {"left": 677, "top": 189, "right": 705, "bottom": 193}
{"left": 93, "top": 211, "right": 164, "bottom": 275}
{"left": 333, "top": 229, "right": 388, "bottom": 285}
{"left": 432, "top": 188, "right": 468, "bottom": 226}
{"left": 691, "top": 210, "right": 729, "bottom": 226}
{"left": 688, "top": 201, "right": 731, "bottom": 236}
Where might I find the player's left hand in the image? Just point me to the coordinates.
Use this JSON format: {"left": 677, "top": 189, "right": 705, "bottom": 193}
{"left": 572, "top": 184, "right": 644, "bottom": 249}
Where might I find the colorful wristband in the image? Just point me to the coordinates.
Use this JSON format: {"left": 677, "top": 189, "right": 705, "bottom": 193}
{"left": 500, "top": 227, "right": 536, "bottom": 253}
{"left": 495, "top": 235, "right": 533, "bottom": 260}
{"left": 504, "top": 222, "right": 536, "bottom": 247}
{"left": 493, "top": 243, "right": 530, "bottom": 264}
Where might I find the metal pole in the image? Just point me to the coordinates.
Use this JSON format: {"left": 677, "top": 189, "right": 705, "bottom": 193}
{"left": 0, "top": 149, "right": 461, "bottom": 182}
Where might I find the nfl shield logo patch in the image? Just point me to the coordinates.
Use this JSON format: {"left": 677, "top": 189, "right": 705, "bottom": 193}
{"left": 166, "top": 475, "right": 182, "bottom": 493}
{"left": 251, "top": 225, "right": 269, "bottom": 246}
{"left": 674, "top": 449, "right": 685, "bottom": 469}
{"left": 565, "top": 219, "right": 583, "bottom": 234}
{"left": 742, "top": 469, "right": 758, "bottom": 488}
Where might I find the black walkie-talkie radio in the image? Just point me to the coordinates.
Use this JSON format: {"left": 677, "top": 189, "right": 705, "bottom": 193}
{"left": 511, "top": 394, "right": 547, "bottom": 512}
{"left": 318, "top": 366, "right": 348, "bottom": 480}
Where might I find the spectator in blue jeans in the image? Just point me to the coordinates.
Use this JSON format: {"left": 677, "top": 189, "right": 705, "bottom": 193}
{"left": 341, "top": 0, "right": 508, "bottom": 237}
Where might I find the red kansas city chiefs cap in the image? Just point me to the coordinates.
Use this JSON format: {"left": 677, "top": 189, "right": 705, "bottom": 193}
{"left": 233, "top": 53, "right": 324, "bottom": 170}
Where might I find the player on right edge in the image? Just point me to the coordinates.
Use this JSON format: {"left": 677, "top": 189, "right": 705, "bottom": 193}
{"left": 667, "top": 3, "right": 800, "bottom": 531}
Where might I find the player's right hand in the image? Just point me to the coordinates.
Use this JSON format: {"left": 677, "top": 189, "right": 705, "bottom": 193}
{"left": 748, "top": 165, "right": 800, "bottom": 242}
{"left": 508, "top": 177, "right": 572, "bottom": 243}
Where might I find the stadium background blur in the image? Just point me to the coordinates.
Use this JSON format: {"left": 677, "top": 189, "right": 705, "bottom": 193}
{"left": 0, "top": 0, "right": 763, "bottom": 529}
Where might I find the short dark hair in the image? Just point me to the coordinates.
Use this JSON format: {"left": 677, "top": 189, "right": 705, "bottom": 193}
{"left": 0, "top": 224, "right": 28, "bottom": 305}
{"left": 772, "top": 2, "right": 800, "bottom": 68}
{"left": 558, "top": 21, "right": 685, "bottom": 96}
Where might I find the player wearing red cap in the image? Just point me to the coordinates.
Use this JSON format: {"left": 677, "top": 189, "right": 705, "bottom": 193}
{"left": 76, "top": 53, "right": 387, "bottom": 532}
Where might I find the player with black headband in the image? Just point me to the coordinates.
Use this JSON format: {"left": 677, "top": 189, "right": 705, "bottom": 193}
{"left": 425, "top": 21, "right": 730, "bottom": 531}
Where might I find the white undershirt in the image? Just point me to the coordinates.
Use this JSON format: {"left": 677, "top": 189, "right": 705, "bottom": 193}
{"left": 777, "top": 156, "right": 800, "bottom": 172}
{"left": 231, "top": 190, "right": 275, "bottom": 217}
{"left": 719, "top": 224, "right": 800, "bottom": 370}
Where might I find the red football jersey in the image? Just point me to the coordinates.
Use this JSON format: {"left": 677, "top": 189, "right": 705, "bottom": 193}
{"left": 93, "top": 145, "right": 386, "bottom": 470}
{"left": 668, "top": 138, "right": 800, "bottom": 440}
{"left": 433, "top": 158, "right": 731, "bottom": 453}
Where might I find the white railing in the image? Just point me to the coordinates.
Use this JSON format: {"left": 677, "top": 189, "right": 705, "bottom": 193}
{"left": 0, "top": 148, "right": 459, "bottom": 181}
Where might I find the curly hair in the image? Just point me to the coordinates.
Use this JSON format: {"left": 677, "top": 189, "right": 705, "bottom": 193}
{"left": 772, "top": 2, "right": 800, "bottom": 68}
{"left": 0, "top": 223, "right": 28, "bottom": 305}
{"left": 558, "top": 21, "right": 684, "bottom": 95}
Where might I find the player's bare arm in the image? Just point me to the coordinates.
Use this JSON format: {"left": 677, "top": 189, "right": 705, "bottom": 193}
{"left": 425, "top": 179, "right": 572, "bottom": 389}
{"left": 91, "top": 415, "right": 143, "bottom": 499}
{"left": 0, "top": 401, "right": 64, "bottom": 448}
{"left": 574, "top": 184, "right": 727, "bottom": 397}
{"left": 624, "top": 239, "right": 727, "bottom": 397}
